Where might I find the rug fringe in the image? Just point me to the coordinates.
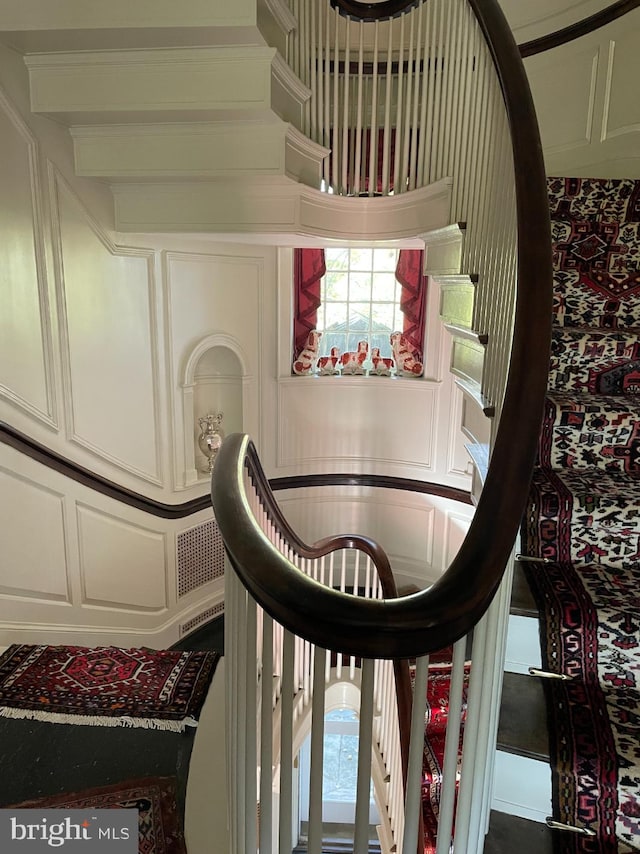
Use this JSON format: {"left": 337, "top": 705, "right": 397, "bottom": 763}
{"left": 0, "top": 706, "right": 198, "bottom": 732}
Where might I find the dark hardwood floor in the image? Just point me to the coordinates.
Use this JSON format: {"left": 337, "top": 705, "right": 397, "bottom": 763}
{"left": 0, "top": 617, "right": 224, "bottom": 814}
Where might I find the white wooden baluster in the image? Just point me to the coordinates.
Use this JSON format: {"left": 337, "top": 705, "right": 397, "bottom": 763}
{"left": 368, "top": 21, "right": 379, "bottom": 197}
{"left": 408, "top": 0, "right": 424, "bottom": 190}
{"left": 354, "top": 658, "right": 375, "bottom": 854}
{"left": 307, "top": 645, "right": 327, "bottom": 854}
{"left": 402, "top": 654, "right": 429, "bottom": 854}
{"left": 435, "top": 637, "right": 467, "bottom": 854}
{"left": 350, "top": 550, "right": 360, "bottom": 680}
{"left": 245, "top": 596, "right": 258, "bottom": 854}
{"left": 452, "top": 614, "right": 487, "bottom": 854}
{"left": 392, "top": 13, "right": 405, "bottom": 192}
{"left": 381, "top": 16, "right": 394, "bottom": 195}
{"left": 354, "top": 21, "right": 364, "bottom": 196}
{"left": 323, "top": 3, "right": 331, "bottom": 187}
{"left": 341, "top": 16, "right": 350, "bottom": 194}
{"left": 400, "top": 6, "right": 415, "bottom": 193}
{"left": 331, "top": 6, "right": 340, "bottom": 191}
{"left": 260, "top": 614, "right": 274, "bottom": 854}
{"left": 279, "top": 630, "right": 295, "bottom": 854}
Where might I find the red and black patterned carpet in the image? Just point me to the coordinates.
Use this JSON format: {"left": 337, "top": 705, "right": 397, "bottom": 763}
{"left": 522, "top": 177, "right": 640, "bottom": 853}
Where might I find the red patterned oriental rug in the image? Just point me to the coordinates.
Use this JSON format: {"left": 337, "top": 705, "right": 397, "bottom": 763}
{"left": 0, "top": 645, "right": 218, "bottom": 731}
{"left": 10, "top": 777, "right": 187, "bottom": 854}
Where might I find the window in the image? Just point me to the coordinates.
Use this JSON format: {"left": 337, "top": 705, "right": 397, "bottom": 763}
{"left": 317, "top": 247, "right": 401, "bottom": 362}
{"left": 292, "top": 246, "right": 428, "bottom": 377}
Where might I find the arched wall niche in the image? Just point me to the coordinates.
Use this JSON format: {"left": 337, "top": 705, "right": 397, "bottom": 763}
{"left": 182, "top": 333, "right": 251, "bottom": 487}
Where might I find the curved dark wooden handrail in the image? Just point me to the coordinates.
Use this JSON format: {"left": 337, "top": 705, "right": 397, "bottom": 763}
{"left": 212, "top": 0, "right": 553, "bottom": 660}
{"left": 329, "top": 0, "right": 419, "bottom": 22}
{"left": 519, "top": 0, "right": 640, "bottom": 58}
{"left": 0, "top": 420, "right": 470, "bottom": 517}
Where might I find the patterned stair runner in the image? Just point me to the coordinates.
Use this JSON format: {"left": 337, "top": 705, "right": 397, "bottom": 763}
{"left": 521, "top": 177, "right": 640, "bottom": 853}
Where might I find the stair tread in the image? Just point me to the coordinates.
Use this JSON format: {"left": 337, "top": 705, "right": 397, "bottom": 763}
{"left": 548, "top": 176, "right": 640, "bottom": 222}
{"left": 497, "top": 672, "right": 549, "bottom": 761}
{"left": 484, "top": 810, "right": 554, "bottom": 854}
{"left": 540, "top": 391, "right": 640, "bottom": 471}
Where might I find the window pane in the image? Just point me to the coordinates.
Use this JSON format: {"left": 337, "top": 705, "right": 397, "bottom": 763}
{"left": 373, "top": 247, "right": 398, "bottom": 272}
{"left": 347, "top": 332, "right": 367, "bottom": 353}
{"left": 321, "top": 332, "right": 346, "bottom": 356}
{"left": 371, "top": 302, "right": 395, "bottom": 330}
{"left": 350, "top": 247, "right": 373, "bottom": 270}
{"left": 371, "top": 331, "right": 393, "bottom": 358}
{"left": 325, "top": 247, "right": 349, "bottom": 270}
{"left": 324, "top": 271, "right": 348, "bottom": 301}
{"left": 323, "top": 733, "right": 359, "bottom": 801}
{"left": 323, "top": 302, "right": 348, "bottom": 329}
{"left": 349, "top": 272, "right": 372, "bottom": 301}
{"left": 372, "top": 272, "right": 397, "bottom": 302}
{"left": 349, "top": 304, "right": 371, "bottom": 330}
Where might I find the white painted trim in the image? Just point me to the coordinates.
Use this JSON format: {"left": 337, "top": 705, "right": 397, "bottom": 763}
{"left": 113, "top": 176, "right": 453, "bottom": 237}
{"left": 263, "top": 0, "right": 297, "bottom": 35}
{"left": 271, "top": 51, "right": 312, "bottom": 104}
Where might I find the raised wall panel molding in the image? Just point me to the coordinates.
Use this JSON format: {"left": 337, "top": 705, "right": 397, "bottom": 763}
{"left": 113, "top": 175, "right": 452, "bottom": 236}
{"left": 48, "top": 164, "right": 164, "bottom": 486}
{"left": 0, "top": 464, "right": 71, "bottom": 603}
{"left": 601, "top": 28, "right": 640, "bottom": 141}
{"left": 26, "top": 46, "right": 278, "bottom": 121}
{"left": 276, "top": 378, "right": 437, "bottom": 471}
{"left": 76, "top": 503, "right": 168, "bottom": 611}
{"left": 0, "top": 87, "right": 57, "bottom": 429}
{"left": 527, "top": 44, "right": 600, "bottom": 154}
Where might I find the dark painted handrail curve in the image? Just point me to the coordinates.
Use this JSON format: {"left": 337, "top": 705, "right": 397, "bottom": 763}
{"left": 211, "top": 0, "right": 553, "bottom": 660}
{"left": 519, "top": 0, "right": 640, "bottom": 57}
{"left": 0, "top": 420, "right": 470, "bottom": 516}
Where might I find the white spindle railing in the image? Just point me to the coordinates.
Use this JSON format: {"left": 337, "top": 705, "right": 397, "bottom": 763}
{"left": 225, "top": 463, "right": 474, "bottom": 854}
{"left": 221, "top": 2, "right": 548, "bottom": 853}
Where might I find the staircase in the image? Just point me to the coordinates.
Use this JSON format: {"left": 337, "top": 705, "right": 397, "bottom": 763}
{"left": 496, "top": 177, "right": 640, "bottom": 852}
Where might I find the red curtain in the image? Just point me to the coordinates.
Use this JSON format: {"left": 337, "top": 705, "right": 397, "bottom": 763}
{"left": 396, "top": 249, "right": 427, "bottom": 358}
{"left": 293, "top": 248, "right": 326, "bottom": 358}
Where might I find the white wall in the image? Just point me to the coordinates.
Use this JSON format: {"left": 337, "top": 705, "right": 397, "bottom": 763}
{"left": 0, "top": 38, "right": 473, "bottom": 643}
{"left": 523, "top": 9, "right": 640, "bottom": 178}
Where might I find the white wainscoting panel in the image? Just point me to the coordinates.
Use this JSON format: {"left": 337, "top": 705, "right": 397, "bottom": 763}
{"left": 525, "top": 10, "right": 640, "bottom": 177}
{"left": 277, "top": 378, "right": 436, "bottom": 472}
{"left": 602, "top": 29, "right": 640, "bottom": 142}
{"left": 76, "top": 504, "right": 167, "bottom": 611}
{"left": 0, "top": 88, "right": 54, "bottom": 426}
{"left": 0, "top": 467, "right": 69, "bottom": 601}
{"left": 527, "top": 45, "right": 600, "bottom": 154}
{"left": 51, "top": 172, "right": 162, "bottom": 484}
